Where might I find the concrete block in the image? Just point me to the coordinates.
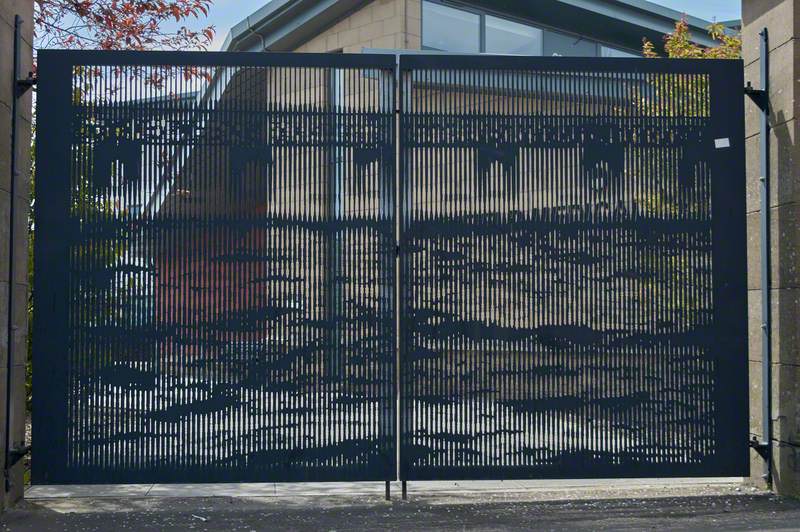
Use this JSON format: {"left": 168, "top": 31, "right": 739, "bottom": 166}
{"left": 12, "top": 115, "right": 31, "bottom": 203}
{"left": 349, "top": 6, "right": 372, "bottom": 29}
{"left": 750, "top": 359, "right": 763, "bottom": 437}
{"left": 382, "top": 15, "right": 404, "bottom": 36}
{"left": 0, "top": 283, "right": 7, "bottom": 368}
{"left": 773, "top": 442, "right": 800, "bottom": 496}
{"left": 774, "top": 363, "right": 800, "bottom": 445}
{"left": 3, "top": 364, "right": 23, "bottom": 507}
{"left": 0, "top": 187, "right": 29, "bottom": 294}
{"left": 0, "top": 105, "right": 10, "bottom": 194}
{"left": 370, "top": 35, "right": 397, "bottom": 49}
{"left": 744, "top": 41, "right": 799, "bottom": 138}
{"left": 406, "top": 32, "right": 421, "bottom": 50}
{"left": 338, "top": 28, "right": 359, "bottom": 48}
{"left": 330, "top": 15, "right": 350, "bottom": 33}
{"left": 0, "top": 0, "right": 35, "bottom": 37}
{"left": 771, "top": 202, "right": 800, "bottom": 289}
{"left": 407, "top": 0, "right": 421, "bottom": 18}
{"left": 749, "top": 288, "right": 800, "bottom": 365}
{"left": 748, "top": 289, "right": 762, "bottom": 361}
{"left": 8, "top": 363, "right": 23, "bottom": 444}
{"left": 746, "top": 212, "right": 761, "bottom": 290}
{"left": 0, "top": 17, "right": 12, "bottom": 111}
{"left": 746, "top": 203, "right": 800, "bottom": 291}
{"left": 748, "top": 448, "right": 769, "bottom": 488}
{"left": 10, "top": 282, "right": 26, "bottom": 367}
{"left": 0, "top": 193, "right": 8, "bottom": 284}
{"left": 358, "top": 22, "right": 383, "bottom": 43}
{"left": 772, "top": 288, "right": 800, "bottom": 366}
{"left": 0, "top": 366, "right": 7, "bottom": 462}
{"left": 407, "top": 13, "right": 421, "bottom": 37}
{"left": 11, "top": 197, "right": 27, "bottom": 287}
{"left": 371, "top": 0, "right": 397, "bottom": 21}
{"left": 325, "top": 32, "right": 339, "bottom": 52}
{"left": 745, "top": 120, "right": 800, "bottom": 213}
{"left": 742, "top": 0, "right": 799, "bottom": 65}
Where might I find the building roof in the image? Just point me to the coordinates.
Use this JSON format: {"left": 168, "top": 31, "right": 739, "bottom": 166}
{"left": 222, "top": 0, "right": 737, "bottom": 53}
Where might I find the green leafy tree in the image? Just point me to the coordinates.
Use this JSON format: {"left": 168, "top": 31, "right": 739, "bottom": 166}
{"left": 643, "top": 18, "right": 741, "bottom": 59}
{"left": 27, "top": 2, "right": 217, "bottom": 412}
{"left": 637, "top": 19, "right": 741, "bottom": 325}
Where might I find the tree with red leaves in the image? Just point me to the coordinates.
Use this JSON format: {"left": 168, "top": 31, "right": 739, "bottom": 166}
{"left": 35, "top": 0, "right": 216, "bottom": 50}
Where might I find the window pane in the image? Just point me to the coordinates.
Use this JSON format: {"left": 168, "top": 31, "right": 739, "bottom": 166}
{"left": 485, "top": 15, "right": 543, "bottom": 55}
{"left": 543, "top": 30, "right": 599, "bottom": 57}
{"left": 422, "top": 1, "right": 480, "bottom": 53}
{"left": 601, "top": 45, "right": 640, "bottom": 58}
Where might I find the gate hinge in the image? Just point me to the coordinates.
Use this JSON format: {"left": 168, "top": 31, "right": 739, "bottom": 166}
{"left": 7, "top": 445, "right": 30, "bottom": 469}
{"left": 16, "top": 73, "right": 37, "bottom": 95}
{"left": 749, "top": 436, "right": 769, "bottom": 460}
{"left": 745, "top": 82, "right": 768, "bottom": 112}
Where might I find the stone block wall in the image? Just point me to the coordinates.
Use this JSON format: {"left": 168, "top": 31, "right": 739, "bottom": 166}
{"left": 0, "top": 0, "right": 33, "bottom": 509}
{"left": 743, "top": 0, "right": 800, "bottom": 497}
{"left": 294, "top": 0, "right": 421, "bottom": 53}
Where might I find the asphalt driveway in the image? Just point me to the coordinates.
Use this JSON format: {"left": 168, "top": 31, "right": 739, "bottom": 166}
{"left": 3, "top": 481, "right": 799, "bottom": 531}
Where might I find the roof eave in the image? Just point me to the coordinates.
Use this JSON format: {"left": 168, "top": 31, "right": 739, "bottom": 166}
{"left": 224, "top": 0, "right": 370, "bottom": 52}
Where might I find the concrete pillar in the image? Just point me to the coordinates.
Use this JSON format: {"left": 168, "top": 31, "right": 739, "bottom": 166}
{"left": 0, "top": 0, "right": 33, "bottom": 509}
{"left": 743, "top": 0, "right": 800, "bottom": 497}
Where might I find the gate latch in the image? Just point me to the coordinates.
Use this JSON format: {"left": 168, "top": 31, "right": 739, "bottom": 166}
{"left": 745, "top": 82, "right": 768, "bottom": 112}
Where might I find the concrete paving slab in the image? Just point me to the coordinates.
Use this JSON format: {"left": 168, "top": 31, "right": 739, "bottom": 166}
{"left": 26, "top": 477, "right": 746, "bottom": 499}
{"left": 25, "top": 484, "right": 153, "bottom": 499}
{"left": 146, "top": 483, "right": 276, "bottom": 498}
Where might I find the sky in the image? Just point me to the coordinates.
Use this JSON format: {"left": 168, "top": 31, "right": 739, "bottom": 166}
{"left": 196, "top": 0, "right": 743, "bottom": 51}
{"left": 650, "top": 0, "right": 741, "bottom": 22}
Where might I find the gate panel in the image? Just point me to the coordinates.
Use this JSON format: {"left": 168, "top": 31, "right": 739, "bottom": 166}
{"left": 33, "top": 51, "right": 397, "bottom": 484}
{"left": 399, "top": 56, "right": 748, "bottom": 480}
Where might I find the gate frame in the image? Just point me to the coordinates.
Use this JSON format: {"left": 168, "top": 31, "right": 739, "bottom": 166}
{"left": 396, "top": 54, "right": 749, "bottom": 481}
{"left": 32, "top": 49, "right": 400, "bottom": 485}
{"left": 32, "top": 50, "right": 749, "bottom": 486}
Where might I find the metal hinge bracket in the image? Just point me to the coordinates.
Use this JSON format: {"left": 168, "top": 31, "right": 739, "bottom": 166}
{"left": 16, "top": 74, "right": 36, "bottom": 95}
{"left": 749, "top": 436, "right": 769, "bottom": 460}
{"left": 745, "top": 82, "right": 768, "bottom": 112}
{"left": 7, "top": 445, "right": 30, "bottom": 469}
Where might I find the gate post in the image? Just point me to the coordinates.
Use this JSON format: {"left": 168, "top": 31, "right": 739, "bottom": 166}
{"left": 744, "top": 27, "right": 772, "bottom": 489}
{"left": 743, "top": 0, "right": 800, "bottom": 497}
{"left": 0, "top": 3, "right": 34, "bottom": 508}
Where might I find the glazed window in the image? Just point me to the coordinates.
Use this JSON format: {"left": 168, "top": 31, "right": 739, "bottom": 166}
{"left": 485, "top": 15, "right": 543, "bottom": 55}
{"left": 601, "top": 45, "right": 640, "bottom": 58}
{"left": 421, "top": 1, "right": 641, "bottom": 58}
{"left": 422, "top": 1, "right": 480, "bottom": 53}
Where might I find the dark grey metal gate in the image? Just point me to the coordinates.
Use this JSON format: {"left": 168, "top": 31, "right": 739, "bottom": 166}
{"left": 33, "top": 51, "right": 397, "bottom": 484}
{"left": 398, "top": 55, "right": 748, "bottom": 480}
{"left": 33, "top": 50, "right": 748, "bottom": 486}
